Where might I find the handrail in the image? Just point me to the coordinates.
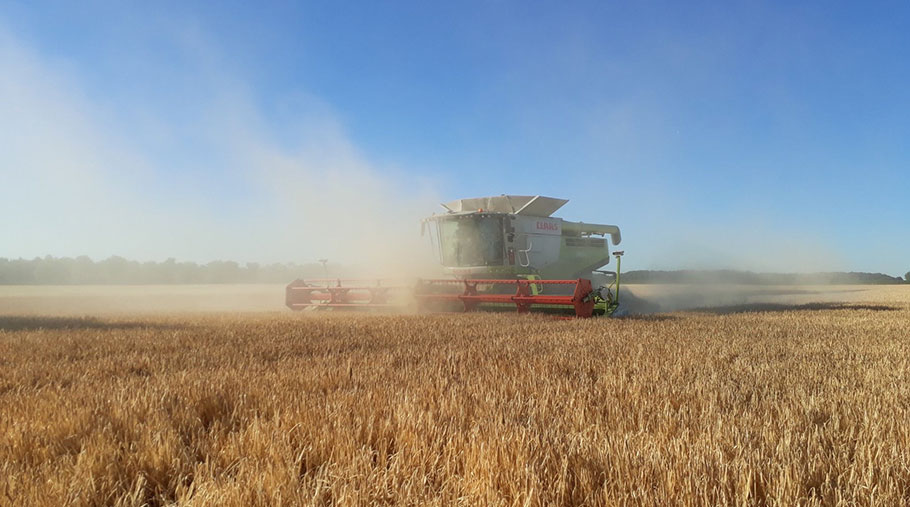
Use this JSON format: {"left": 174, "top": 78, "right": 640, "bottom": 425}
{"left": 518, "top": 238, "right": 532, "bottom": 267}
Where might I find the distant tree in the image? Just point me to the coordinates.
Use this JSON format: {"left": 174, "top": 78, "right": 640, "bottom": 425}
{"left": 905, "top": 271, "right": 910, "bottom": 283}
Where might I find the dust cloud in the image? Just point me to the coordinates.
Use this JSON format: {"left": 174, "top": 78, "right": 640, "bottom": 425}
{"left": 618, "top": 283, "right": 876, "bottom": 315}
{"left": 616, "top": 219, "right": 857, "bottom": 313}
{"left": 0, "top": 26, "right": 444, "bottom": 281}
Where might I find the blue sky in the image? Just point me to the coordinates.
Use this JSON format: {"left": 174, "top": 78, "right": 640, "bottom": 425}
{"left": 1, "top": 1, "right": 908, "bottom": 274}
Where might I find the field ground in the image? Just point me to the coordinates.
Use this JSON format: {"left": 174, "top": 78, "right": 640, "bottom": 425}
{"left": 0, "top": 284, "right": 285, "bottom": 315}
{"left": 2, "top": 285, "right": 910, "bottom": 505}
{"left": 1, "top": 283, "right": 905, "bottom": 315}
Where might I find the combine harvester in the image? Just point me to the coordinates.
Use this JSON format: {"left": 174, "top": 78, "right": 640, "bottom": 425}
{"left": 286, "top": 195, "right": 625, "bottom": 318}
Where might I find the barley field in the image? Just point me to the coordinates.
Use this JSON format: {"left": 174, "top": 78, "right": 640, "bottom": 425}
{"left": 2, "top": 285, "right": 910, "bottom": 505}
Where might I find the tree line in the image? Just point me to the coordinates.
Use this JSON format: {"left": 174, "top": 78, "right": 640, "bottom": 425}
{"left": 623, "top": 269, "right": 907, "bottom": 285}
{"left": 0, "top": 256, "right": 330, "bottom": 285}
{"left": 1, "top": 256, "right": 907, "bottom": 285}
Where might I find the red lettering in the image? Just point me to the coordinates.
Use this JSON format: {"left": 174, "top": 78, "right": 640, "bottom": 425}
{"left": 536, "top": 221, "right": 559, "bottom": 231}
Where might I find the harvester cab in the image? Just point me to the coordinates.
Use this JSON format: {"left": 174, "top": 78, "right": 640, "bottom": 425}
{"left": 287, "top": 195, "right": 627, "bottom": 317}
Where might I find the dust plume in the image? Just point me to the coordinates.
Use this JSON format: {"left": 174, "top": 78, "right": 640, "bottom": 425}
{"left": 611, "top": 214, "right": 857, "bottom": 313}
{"left": 0, "top": 25, "right": 443, "bottom": 279}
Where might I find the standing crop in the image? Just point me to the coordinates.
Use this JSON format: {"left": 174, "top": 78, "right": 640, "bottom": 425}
{"left": 2, "top": 288, "right": 910, "bottom": 505}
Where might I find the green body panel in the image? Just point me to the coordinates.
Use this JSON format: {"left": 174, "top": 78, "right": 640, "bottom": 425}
{"left": 538, "top": 222, "right": 612, "bottom": 280}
